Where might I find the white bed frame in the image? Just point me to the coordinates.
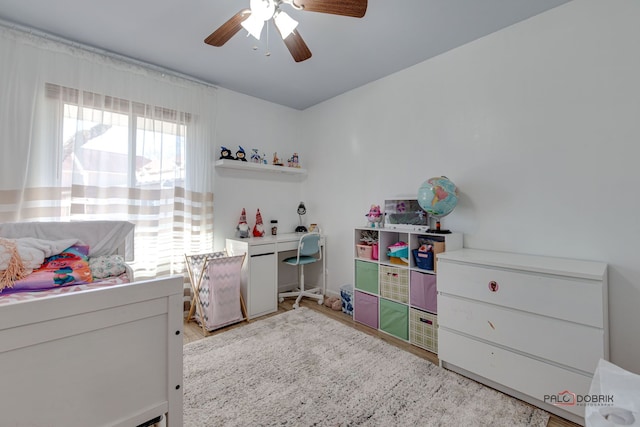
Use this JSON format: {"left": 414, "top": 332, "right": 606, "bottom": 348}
{"left": 0, "top": 275, "right": 184, "bottom": 427}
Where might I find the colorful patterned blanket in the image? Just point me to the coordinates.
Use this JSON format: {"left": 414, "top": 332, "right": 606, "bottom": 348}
{"left": 0, "top": 238, "right": 86, "bottom": 293}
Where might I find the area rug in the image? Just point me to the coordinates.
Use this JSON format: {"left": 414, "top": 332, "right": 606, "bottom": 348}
{"left": 183, "top": 308, "right": 549, "bottom": 426}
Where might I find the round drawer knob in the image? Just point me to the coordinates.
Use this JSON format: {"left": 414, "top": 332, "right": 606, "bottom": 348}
{"left": 488, "top": 281, "right": 499, "bottom": 292}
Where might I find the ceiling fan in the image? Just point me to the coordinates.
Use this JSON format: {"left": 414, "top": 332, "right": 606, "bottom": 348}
{"left": 204, "top": 0, "right": 367, "bottom": 63}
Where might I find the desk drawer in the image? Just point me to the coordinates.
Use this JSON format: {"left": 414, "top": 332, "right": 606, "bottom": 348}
{"left": 249, "top": 244, "right": 276, "bottom": 256}
{"left": 277, "top": 240, "right": 299, "bottom": 252}
{"left": 277, "top": 237, "right": 324, "bottom": 252}
{"left": 437, "top": 260, "right": 604, "bottom": 327}
{"left": 438, "top": 295, "right": 604, "bottom": 373}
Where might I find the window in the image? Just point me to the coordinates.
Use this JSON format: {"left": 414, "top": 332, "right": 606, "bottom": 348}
{"left": 49, "top": 83, "right": 187, "bottom": 189}
{"left": 1, "top": 30, "right": 216, "bottom": 282}
{"left": 37, "top": 83, "right": 214, "bottom": 279}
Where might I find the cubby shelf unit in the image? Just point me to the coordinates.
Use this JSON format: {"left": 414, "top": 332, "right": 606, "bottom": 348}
{"left": 352, "top": 227, "right": 463, "bottom": 354}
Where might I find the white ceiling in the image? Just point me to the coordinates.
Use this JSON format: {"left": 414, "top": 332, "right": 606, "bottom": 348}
{"left": 0, "top": 0, "right": 571, "bottom": 110}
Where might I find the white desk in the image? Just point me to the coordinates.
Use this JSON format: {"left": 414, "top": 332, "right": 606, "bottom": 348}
{"left": 225, "top": 233, "right": 326, "bottom": 319}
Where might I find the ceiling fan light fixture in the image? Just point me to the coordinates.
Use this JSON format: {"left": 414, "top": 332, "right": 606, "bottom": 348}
{"left": 242, "top": 0, "right": 276, "bottom": 40}
{"left": 253, "top": 0, "right": 276, "bottom": 20}
{"left": 241, "top": 14, "right": 265, "bottom": 40}
{"left": 274, "top": 10, "right": 298, "bottom": 39}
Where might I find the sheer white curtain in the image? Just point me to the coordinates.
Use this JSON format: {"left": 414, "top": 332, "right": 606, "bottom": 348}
{"left": 0, "top": 25, "right": 216, "bottom": 280}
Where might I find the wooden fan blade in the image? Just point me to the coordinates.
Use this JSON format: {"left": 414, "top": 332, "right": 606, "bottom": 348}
{"left": 204, "top": 9, "right": 251, "bottom": 47}
{"left": 279, "top": 29, "right": 312, "bottom": 63}
{"left": 293, "top": 0, "right": 367, "bottom": 18}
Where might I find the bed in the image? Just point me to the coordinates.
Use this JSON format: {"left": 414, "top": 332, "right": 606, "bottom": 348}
{"left": 0, "top": 221, "right": 184, "bottom": 427}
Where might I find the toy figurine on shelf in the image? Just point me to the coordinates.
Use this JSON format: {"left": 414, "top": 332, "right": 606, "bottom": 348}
{"left": 235, "top": 146, "right": 247, "bottom": 161}
{"left": 366, "top": 204, "right": 383, "bottom": 228}
{"left": 235, "top": 208, "right": 250, "bottom": 238}
{"left": 287, "top": 152, "right": 300, "bottom": 168}
{"left": 272, "top": 152, "right": 283, "bottom": 166}
{"left": 219, "top": 146, "right": 235, "bottom": 160}
{"left": 250, "top": 149, "right": 262, "bottom": 164}
{"left": 253, "top": 209, "right": 265, "bottom": 237}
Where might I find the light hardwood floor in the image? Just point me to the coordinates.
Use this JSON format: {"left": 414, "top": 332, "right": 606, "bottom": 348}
{"left": 183, "top": 299, "right": 579, "bottom": 427}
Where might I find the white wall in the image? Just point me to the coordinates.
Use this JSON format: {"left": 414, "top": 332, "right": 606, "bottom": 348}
{"left": 301, "top": 0, "right": 640, "bottom": 372}
{"left": 212, "top": 88, "right": 305, "bottom": 250}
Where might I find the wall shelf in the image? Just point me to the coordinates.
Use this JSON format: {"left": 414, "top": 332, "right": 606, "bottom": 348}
{"left": 215, "top": 159, "right": 307, "bottom": 175}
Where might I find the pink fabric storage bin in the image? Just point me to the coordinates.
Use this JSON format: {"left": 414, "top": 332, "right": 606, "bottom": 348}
{"left": 354, "top": 290, "right": 378, "bottom": 329}
{"left": 410, "top": 271, "right": 437, "bottom": 313}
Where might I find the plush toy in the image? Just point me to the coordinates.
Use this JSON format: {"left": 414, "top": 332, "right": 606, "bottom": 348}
{"left": 252, "top": 209, "right": 265, "bottom": 237}
{"left": 366, "top": 204, "right": 383, "bottom": 228}
{"left": 323, "top": 296, "right": 342, "bottom": 311}
{"left": 235, "top": 146, "right": 247, "bottom": 161}
{"left": 219, "top": 146, "right": 235, "bottom": 160}
{"left": 235, "top": 208, "right": 250, "bottom": 238}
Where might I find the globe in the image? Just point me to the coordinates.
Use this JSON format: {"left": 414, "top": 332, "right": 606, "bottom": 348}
{"left": 417, "top": 176, "right": 458, "bottom": 232}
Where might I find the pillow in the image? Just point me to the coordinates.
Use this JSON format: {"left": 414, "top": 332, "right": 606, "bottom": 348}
{"left": 89, "top": 254, "right": 126, "bottom": 279}
{"left": 7, "top": 245, "right": 93, "bottom": 293}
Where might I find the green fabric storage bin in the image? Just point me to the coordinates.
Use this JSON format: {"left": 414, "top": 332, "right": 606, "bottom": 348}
{"left": 379, "top": 298, "right": 408, "bottom": 340}
{"left": 355, "top": 260, "right": 378, "bottom": 294}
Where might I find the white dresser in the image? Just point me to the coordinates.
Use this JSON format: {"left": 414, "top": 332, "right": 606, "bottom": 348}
{"left": 437, "top": 248, "right": 608, "bottom": 426}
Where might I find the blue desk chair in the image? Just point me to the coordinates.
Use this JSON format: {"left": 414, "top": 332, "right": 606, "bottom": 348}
{"left": 278, "top": 232, "right": 324, "bottom": 309}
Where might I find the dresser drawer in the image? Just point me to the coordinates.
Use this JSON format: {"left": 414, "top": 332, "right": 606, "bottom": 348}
{"left": 438, "top": 295, "right": 605, "bottom": 373}
{"left": 437, "top": 260, "right": 605, "bottom": 328}
{"left": 439, "top": 329, "right": 591, "bottom": 418}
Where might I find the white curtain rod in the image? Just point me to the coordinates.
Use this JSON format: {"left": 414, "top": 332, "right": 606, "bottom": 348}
{"left": 0, "top": 18, "right": 218, "bottom": 90}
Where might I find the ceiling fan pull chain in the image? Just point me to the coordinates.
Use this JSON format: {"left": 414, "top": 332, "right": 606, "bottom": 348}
{"left": 265, "top": 22, "right": 271, "bottom": 56}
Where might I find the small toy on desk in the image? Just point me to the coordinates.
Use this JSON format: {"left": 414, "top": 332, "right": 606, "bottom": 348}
{"left": 219, "top": 146, "right": 235, "bottom": 160}
{"left": 235, "top": 208, "right": 250, "bottom": 238}
{"left": 252, "top": 209, "right": 265, "bottom": 237}
{"left": 235, "top": 146, "right": 247, "bottom": 161}
{"left": 365, "top": 204, "right": 383, "bottom": 228}
{"left": 272, "top": 152, "right": 283, "bottom": 166}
